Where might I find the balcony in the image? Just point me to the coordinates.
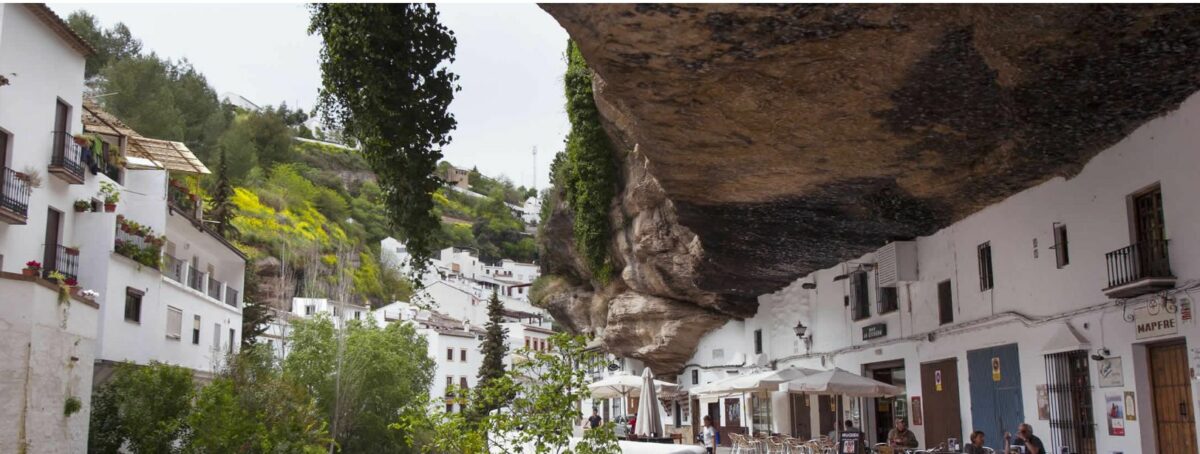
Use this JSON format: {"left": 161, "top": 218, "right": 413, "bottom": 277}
{"left": 48, "top": 132, "right": 85, "bottom": 184}
{"left": 1104, "top": 240, "right": 1175, "bottom": 298}
{"left": 207, "top": 275, "right": 221, "bottom": 300}
{"left": 168, "top": 182, "right": 201, "bottom": 220}
{"left": 163, "top": 254, "right": 185, "bottom": 283}
{"left": 224, "top": 287, "right": 239, "bottom": 308}
{"left": 0, "top": 167, "right": 30, "bottom": 224}
{"left": 44, "top": 244, "right": 79, "bottom": 282}
{"left": 187, "top": 264, "right": 204, "bottom": 293}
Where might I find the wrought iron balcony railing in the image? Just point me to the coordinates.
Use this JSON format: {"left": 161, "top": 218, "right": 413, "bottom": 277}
{"left": 1104, "top": 240, "right": 1174, "bottom": 297}
{"left": 0, "top": 167, "right": 30, "bottom": 224}
{"left": 49, "top": 132, "right": 85, "bottom": 184}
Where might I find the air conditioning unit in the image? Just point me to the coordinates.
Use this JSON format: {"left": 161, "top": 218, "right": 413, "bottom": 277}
{"left": 876, "top": 241, "right": 918, "bottom": 287}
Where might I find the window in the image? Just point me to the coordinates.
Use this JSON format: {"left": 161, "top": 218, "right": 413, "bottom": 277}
{"left": 446, "top": 403, "right": 455, "bottom": 413}
{"left": 938, "top": 280, "right": 954, "bottom": 325}
{"left": 213, "top": 323, "right": 221, "bottom": 349}
{"left": 1053, "top": 224, "right": 1070, "bottom": 268}
{"left": 460, "top": 349, "right": 467, "bottom": 362}
{"left": 977, "top": 242, "right": 994, "bottom": 291}
{"left": 445, "top": 376, "right": 454, "bottom": 396}
{"left": 228, "top": 329, "right": 234, "bottom": 353}
{"left": 305, "top": 305, "right": 314, "bottom": 316}
{"left": 851, "top": 271, "right": 870, "bottom": 320}
{"left": 691, "top": 369, "right": 699, "bottom": 385}
{"left": 354, "top": 311, "right": 361, "bottom": 320}
{"left": 166, "top": 306, "right": 183, "bottom": 340}
{"left": 447, "top": 348, "right": 454, "bottom": 361}
{"left": 878, "top": 287, "right": 899, "bottom": 314}
{"left": 1043, "top": 350, "right": 1096, "bottom": 454}
{"left": 753, "top": 329, "right": 763, "bottom": 355}
{"left": 525, "top": 337, "right": 530, "bottom": 349}
{"left": 192, "top": 315, "right": 201, "bottom": 344}
{"left": 124, "top": 288, "right": 143, "bottom": 323}
{"left": 460, "top": 376, "right": 468, "bottom": 390}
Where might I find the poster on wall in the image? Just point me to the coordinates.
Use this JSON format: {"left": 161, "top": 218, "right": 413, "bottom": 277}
{"left": 911, "top": 396, "right": 923, "bottom": 426}
{"left": 1124, "top": 392, "right": 1136, "bottom": 421}
{"left": 1106, "top": 393, "right": 1125, "bottom": 436}
{"left": 1036, "top": 385, "right": 1050, "bottom": 420}
{"left": 1098, "top": 357, "right": 1124, "bottom": 388}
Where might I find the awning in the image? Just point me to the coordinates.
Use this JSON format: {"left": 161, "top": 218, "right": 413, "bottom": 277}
{"left": 82, "top": 100, "right": 211, "bottom": 175}
{"left": 1042, "top": 322, "right": 1090, "bottom": 355}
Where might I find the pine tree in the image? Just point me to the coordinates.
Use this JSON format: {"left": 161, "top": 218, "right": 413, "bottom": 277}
{"left": 209, "top": 147, "right": 236, "bottom": 239}
{"left": 477, "top": 289, "right": 508, "bottom": 384}
{"left": 467, "top": 289, "right": 509, "bottom": 424}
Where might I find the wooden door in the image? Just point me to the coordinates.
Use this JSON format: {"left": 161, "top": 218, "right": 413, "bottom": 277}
{"left": 43, "top": 208, "right": 61, "bottom": 276}
{"left": 53, "top": 100, "right": 69, "bottom": 156}
{"left": 792, "top": 394, "right": 812, "bottom": 439}
{"left": 1150, "top": 342, "right": 1197, "bottom": 454}
{"left": 1134, "top": 188, "right": 1168, "bottom": 275}
{"left": 921, "top": 358, "right": 963, "bottom": 448}
{"left": 968, "top": 343, "right": 1025, "bottom": 451}
{"left": 691, "top": 398, "right": 701, "bottom": 440}
{"left": 818, "top": 395, "right": 837, "bottom": 438}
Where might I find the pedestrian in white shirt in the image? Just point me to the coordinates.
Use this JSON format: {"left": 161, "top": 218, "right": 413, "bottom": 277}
{"left": 701, "top": 415, "right": 716, "bottom": 454}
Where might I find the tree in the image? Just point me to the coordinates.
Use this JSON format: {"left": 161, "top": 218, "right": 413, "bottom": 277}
{"left": 88, "top": 362, "right": 195, "bottom": 453}
{"left": 185, "top": 346, "right": 329, "bottom": 454}
{"left": 310, "top": 4, "right": 459, "bottom": 277}
{"left": 66, "top": 10, "right": 143, "bottom": 78}
{"left": 283, "top": 315, "right": 435, "bottom": 452}
{"left": 240, "top": 267, "right": 272, "bottom": 347}
{"left": 411, "top": 334, "right": 620, "bottom": 454}
{"left": 477, "top": 290, "right": 508, "bottom": 384}
{"left": 209, "top": 147, "right": 236, "bottom": 238}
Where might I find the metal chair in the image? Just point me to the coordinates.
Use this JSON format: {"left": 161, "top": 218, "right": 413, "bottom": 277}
{"left": 764, "top": 437, "right": 787, "bottom": 454}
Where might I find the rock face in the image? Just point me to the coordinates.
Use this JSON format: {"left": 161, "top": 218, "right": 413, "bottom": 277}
{"left": 537, "top": 4, "right": 1200, "bottom": 372}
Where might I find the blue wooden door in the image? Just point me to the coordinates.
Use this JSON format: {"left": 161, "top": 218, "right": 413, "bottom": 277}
{"left": 967, "top": 344, "right": 1024, "bottom": 451}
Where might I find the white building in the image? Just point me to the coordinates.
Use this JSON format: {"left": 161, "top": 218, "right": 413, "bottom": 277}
{"left": 0, "top": 5, "right": 246, "bottom": 451}
{"left": 521, "top": 196, "right": 541, "bottom": 226}
{"left": 290, "top": 297, "right": 368, "bottom": 325}
{"left": 666, "top": 90, "right": 1200, "bottom": 453}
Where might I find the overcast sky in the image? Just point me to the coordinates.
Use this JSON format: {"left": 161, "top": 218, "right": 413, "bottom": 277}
{"left": 51, "top": 3, "right": 570, "bottom": 190}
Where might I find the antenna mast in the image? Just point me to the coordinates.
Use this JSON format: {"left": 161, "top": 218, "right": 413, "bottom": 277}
{"left": 531, "top": 146, "right": 538, "bottom": 191}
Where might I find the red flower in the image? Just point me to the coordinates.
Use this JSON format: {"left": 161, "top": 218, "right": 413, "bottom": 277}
{"left": 65, "top": 278, "right": 77, "bottom": 287}
{"left": 25, "top": 260, "right": 41, "bottom": 269}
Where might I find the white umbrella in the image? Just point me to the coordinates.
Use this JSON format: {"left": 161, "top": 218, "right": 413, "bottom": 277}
{"left": 781, "top": 367, "right": 902, "bottom": 397}
{"left": 634, "top": 368, "right": 665, "bottom": 438}
{"left": 590, "top": 373, "right": 678, "bottom": 422}
{"left": 699, "top": 367, "right": 821, "bottom": 396}
{"left": 687, "top": 373, "right": 744, "bottom": 397}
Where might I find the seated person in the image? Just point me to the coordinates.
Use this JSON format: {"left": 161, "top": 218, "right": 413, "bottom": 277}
{"left": 964, "top": 431, "right": 988, "bottom": 454}
{"left": 838, "top": 420, "right": 865, "bottom": 453}
{"left": 888, "top": 418, "right": 919, "bottom": 449}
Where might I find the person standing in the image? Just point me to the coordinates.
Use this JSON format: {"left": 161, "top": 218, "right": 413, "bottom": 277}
{"left": 701, "top": 415, "right": 716, "bottom": 454}
{"left": 1004, "top": 423, "right": 1044, "bottom": 454}
{"left": 586, "top": 409, "right": 603, "bottom": 430}
{"left": 839, "top": 420, "right": 865, "bottom": 453}
{"left": 887, "top": 418, "right": 919, "bottom": 449}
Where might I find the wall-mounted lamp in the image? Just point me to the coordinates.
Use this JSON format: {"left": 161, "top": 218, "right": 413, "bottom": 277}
{"left": 793, "top": 322, "right": 808, "bottom": 339}
{"left": 832, "top": 274, "right": 849, "bottom": 282}
{"left": 801, "top": 282, "right": 817, "bottom": 290}
{"left": 1090, "top": 348, "right": 1111, "bottom": 362}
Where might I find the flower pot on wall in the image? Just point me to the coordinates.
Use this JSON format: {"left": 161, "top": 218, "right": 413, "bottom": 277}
{"left": 104, "top": 203, "right": 116, "bottom": 213}
{"left": 65, "top": 247, "right": 79, "bottom": 256}
{"left": 22, "top": 268, "right": 37, "bottom": 277}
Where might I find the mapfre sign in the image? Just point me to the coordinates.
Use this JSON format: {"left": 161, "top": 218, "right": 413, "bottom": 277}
{"left": 1134, "top": 305, "right": 1179, "bottom": 340}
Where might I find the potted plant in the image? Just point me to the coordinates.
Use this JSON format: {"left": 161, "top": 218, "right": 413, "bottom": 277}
{"left": 99, "top": 181, "right": 120, "bottom": 212}
{"left": 73, "top": 199, "right": 91, "bottom": 212}
{"left": 64, "top": 246, "right": 80, "bottom": 256}
{"left": 73, "top": 134, "right": 90, "bottom": 146}
{"left": 23, "top": 261, "right": 41, "bottom": 277}
{"left": 15, "top": 167, "right": 42, "bottom": 192}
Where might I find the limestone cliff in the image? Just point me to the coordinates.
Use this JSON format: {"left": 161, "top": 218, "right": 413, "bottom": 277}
{"left": 537, "top": 4, "right": 1200, "bottom": 373}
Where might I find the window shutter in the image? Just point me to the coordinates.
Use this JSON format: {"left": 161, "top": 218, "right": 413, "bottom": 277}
{"left": 166, "top": 307, "right": 183, "bottom": 339}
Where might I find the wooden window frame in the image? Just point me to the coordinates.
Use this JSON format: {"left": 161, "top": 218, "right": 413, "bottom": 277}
{"left": 124, "top": 287, "right": 144, "bottom": 323}
{"left": 1052, "top": 223, "right": 1070, "bottom": 268}
{"left": 977, "top": 242, "right": 994, "bottom": 291}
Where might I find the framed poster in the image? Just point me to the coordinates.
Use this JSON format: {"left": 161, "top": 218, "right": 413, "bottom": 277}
{"left": 1097, "top": 357, "right": 1124, "bottom": 388}
{"left": 910, "top": 396, "right": 923, "bottom": 426}
{"left": 1106, "top": 393, "right": 1125, "bottom": 436}
{"left": 1036, "top": 385, "right": 1050, "bottom": 420}
{"left": 1124, "top": 392, "right": 1136, "bottom": 421}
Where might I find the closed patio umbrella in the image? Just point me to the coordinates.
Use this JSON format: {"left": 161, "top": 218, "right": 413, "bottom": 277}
{"left": 634, "top": 368, "right": 665, "bottom": 438}
{"left": 781, "top": 367, "right": 902, "bottom": 397}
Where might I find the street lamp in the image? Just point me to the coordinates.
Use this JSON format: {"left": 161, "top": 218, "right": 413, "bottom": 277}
{"left": 792, "top": 322, "right": 808, "bottom": 339}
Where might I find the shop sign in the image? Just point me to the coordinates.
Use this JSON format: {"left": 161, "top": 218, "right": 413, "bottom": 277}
{"left": 862, "top": 323, "right": 887, "bottom": 340}
{"left": 1098, "top": 357, "right": 1124, "bottom": 388}
{"left": 911, "top": 396, "right": 923, "bottom": 426}
{"left": 991, "top": 357, "right": 1001, "bottom": 382}
{"left": 1134, "top": 304, "right": 1178, "bottom": 340}
{"left": 934, "top": 370, "right": 942, "bottom": 392}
